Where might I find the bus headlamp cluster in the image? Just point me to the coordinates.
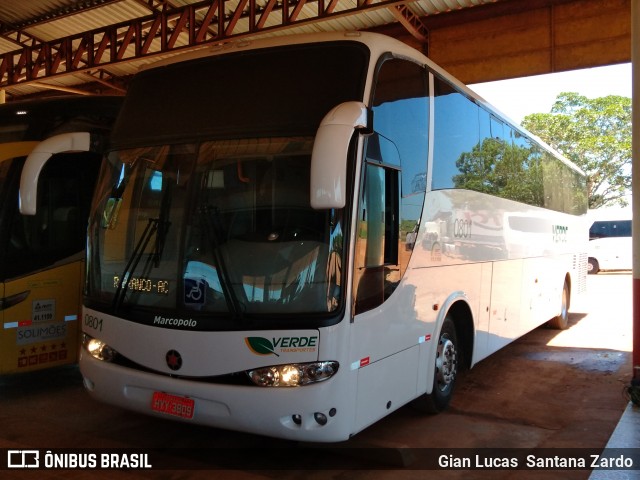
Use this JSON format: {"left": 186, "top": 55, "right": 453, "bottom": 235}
{"left": 82, "top": 332, "right": 339, "bottom": 388}
{"left": 247, "top": 361, "right": 339, "bottom": 387}
{"left": 82, "top": 333, "right": 118, "bottom": 362}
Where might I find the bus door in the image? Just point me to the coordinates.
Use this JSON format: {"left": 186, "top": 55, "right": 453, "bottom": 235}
{"left": 349, "top": 58, "right": 430, "bottom": 431}
{"left": 1, "top": 137, "right": 101, "bottom": 374}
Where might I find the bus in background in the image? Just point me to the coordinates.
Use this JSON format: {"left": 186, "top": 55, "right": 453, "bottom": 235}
{"left": 587, "top": 211, "right": 632, "bottom": 274}
{"left": 77, "top": 32, "right": 588, "bottom": 442}
{"left": 1, "top": 96, "right": 121, "bottom": 375}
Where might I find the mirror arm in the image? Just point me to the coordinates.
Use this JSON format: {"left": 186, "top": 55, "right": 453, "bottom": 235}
{"left": 19, "top": 132, "right": 100, "bottom": 215}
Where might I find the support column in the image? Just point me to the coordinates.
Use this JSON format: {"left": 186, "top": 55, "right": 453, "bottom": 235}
{"left": 631, "top": 0, "right": 640, "bottom": 393}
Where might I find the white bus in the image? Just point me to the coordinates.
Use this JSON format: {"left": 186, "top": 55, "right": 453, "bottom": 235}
{"left": 76, "top": 32, "right": 588, "bottom": 442}
{"left": 588, "top": 216, "right": 632, "bottom": 274}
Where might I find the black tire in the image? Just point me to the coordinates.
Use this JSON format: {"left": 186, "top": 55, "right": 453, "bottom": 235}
{"left": 587, "top": 258, "right": 599, "bottom": 275}
{"left": 412, "top": 317, "right": 459, "bottom": 413}
{"left": 547, "top": 280, "right": 570, "bottom": 330}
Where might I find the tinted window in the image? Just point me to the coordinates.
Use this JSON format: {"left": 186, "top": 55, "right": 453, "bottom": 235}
{"left": 372, "top": 59, "right": 429, "bottom": 266}
{"left": 113, "top": 42, "right": 369, "bottom": 149}
{"left": 432, "top": 79, "right": 479, "bottom": 190}
{"left": 354, "top": 58, "right": 428, "bottom": 314}
{"left": 3, "top": 153, "right": 100, "bottom": 279}
{"left": 432, "top": 75, "right": 587, "bottom": 215}
{"left": 589, "top": 220, "right": 632, "bottom": 239}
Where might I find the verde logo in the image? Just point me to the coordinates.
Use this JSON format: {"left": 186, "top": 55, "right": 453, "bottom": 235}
{"left": 245, "top": 336, "right": 318, "bottom": 356}
{"left": 552, "top": 224, "right": 569, "bottom": 243}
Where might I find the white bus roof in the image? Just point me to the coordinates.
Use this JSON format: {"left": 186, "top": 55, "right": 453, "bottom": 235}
{"left": 141, "top": 30, "right": 583, "bottom": 177}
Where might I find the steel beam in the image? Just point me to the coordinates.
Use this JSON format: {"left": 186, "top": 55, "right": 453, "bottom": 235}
{"left": 389, "top": 4, "right": 428, "bottom": 45}
{"left": 0, "top": 0, "right": 420, "bottom": 89}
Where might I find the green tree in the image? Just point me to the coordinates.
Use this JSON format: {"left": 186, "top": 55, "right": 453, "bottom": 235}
{"left": 521, "top": 92, "right": 631, "bottom": 209}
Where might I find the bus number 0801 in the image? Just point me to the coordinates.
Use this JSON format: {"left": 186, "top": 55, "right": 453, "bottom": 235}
{"left": 453, "top": 219, "right": 472, "bottom": 239}
{"left": 85, "top": 314, "right": 103, "bottom": 332}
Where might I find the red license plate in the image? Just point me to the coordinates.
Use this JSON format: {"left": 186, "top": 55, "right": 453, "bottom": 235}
{"left": 151, "top": 391, "right": 195, "bottom": 419}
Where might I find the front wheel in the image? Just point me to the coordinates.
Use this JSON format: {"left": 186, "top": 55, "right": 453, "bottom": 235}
{"left": 412, "top": 317, "right": 459, "bottom": 413}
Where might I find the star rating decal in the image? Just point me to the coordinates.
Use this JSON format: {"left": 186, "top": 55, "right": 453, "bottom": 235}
{"left": 16, "top": 342, "right": 69, "bottom": 368}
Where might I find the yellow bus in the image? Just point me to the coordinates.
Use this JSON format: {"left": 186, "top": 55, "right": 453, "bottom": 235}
{"left": 0, "top": 95, "right": 120, "bottom": 374}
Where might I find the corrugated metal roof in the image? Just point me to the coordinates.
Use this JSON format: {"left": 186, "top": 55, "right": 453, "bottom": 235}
{"left": 0, "top": 0, "right": 80, "bottom": 27}
{"left": 22, "top": 2, "right": 152, "bottom": 42}
{"left": 0, "top": 0, "right": 500, "bottom": 100}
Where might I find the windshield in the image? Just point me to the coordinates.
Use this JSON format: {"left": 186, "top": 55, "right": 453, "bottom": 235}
{"left": 85, "top": 40, "right": 369, "bottom": 329}
{"left": 86, "top": 137, "right": 346, "bottom": 327}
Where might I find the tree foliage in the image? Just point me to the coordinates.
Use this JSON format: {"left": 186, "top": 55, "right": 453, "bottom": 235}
{"left": 521, "top": 92, "right": 631, "bottom": 209}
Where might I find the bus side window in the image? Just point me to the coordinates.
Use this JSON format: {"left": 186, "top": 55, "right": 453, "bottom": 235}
{"left": 353, "top": 57, "right": 428, "bottom": 316}
{"left": 354, "top": 159, "right": 399, "bottom": 314}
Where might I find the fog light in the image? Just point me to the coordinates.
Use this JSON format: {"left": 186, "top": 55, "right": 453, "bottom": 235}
{"left": 82, "top": 377, "right": 95, "bottom": 391}
{"left": 292, "top": 414, "right": 302, "bottom": 425}
{"left": 314, "top": 412, "right": 327, "bottom": 426}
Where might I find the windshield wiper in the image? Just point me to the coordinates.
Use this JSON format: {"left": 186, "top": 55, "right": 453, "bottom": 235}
{"left": 112, "top": 217, "right": 159, "bottom": 311}
{"left": 201, "top": 204, "right": 244, "bottom": 320}
{"left": 111, "top": 169, "right": 172, "bottom": 311}
{"left": 153, "top": 180, "right": 172, "bottom": 268}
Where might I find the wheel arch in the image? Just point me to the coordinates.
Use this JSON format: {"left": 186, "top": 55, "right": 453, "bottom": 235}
{"left": 412, "top": 294, "right": 475, "bottom": 413}
{"left": 445, "top": 299, "right": 474, "bottom": 371}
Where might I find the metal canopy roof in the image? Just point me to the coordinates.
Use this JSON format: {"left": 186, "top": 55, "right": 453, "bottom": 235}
{"left": 0, "top": 0, "right": 498, "bottom": 100}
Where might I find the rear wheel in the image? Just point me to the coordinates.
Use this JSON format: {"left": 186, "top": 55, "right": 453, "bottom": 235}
{"left": 412, "top": 317, "right": 459, "bottom": 413}
{"left": 548, "top": 280, "right": 570, "bottom": 330}
{"left": 587, "top": 258, "right": 599, "bottom": 275}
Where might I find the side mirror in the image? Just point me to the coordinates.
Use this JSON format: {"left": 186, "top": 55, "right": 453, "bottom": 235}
{"left": 19, "top": 132, "right": 92, "bottom": 215}
{"left": 310, "top": 101, "right": 369, "bottom": 209}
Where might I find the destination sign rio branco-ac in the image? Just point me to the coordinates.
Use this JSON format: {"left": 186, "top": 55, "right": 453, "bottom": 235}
{"left": 113, "top": 275, "right": 169, "bottom": 295}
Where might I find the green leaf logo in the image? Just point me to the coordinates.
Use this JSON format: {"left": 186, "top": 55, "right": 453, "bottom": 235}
{"left": 245, "top": 337, "right": 280, "bottom": 357}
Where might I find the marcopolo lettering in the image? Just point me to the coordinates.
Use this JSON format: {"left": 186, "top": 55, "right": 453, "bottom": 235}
{"left": 153, "top": 316, "right": 198, "bottom": 328}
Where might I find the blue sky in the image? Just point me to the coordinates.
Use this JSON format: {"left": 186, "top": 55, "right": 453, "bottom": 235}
{"left": 470, "top": 63, "right": 632, "bottom": 125}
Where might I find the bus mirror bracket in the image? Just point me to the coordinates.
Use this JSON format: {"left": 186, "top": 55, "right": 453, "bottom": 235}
{"left": 310, "top": 101, "right": 369, "bottom": 210}
{"left": 19, "top": 132, "right": 93, "bottom": 216}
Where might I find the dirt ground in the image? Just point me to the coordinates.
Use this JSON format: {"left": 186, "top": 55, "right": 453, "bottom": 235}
{"left": 0, "top": 273, "right": 634, "bottom": 480}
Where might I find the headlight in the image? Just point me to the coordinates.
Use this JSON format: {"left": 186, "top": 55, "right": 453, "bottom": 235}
{"left": 247, "top": 361, "right": 339, "bottom": 387}
{"left": 82, "top": 333, "right": 118, "bottom": 362}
